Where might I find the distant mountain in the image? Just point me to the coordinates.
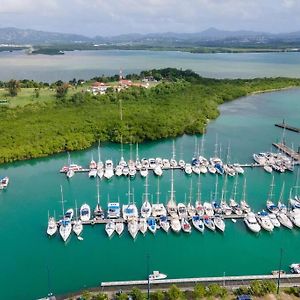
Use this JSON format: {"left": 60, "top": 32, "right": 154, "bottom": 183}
{"left": 0, "top": 27, "right": 90, "bottom": 44}
{"left": 1, "top": 27, "right": 300, "bottom": 47}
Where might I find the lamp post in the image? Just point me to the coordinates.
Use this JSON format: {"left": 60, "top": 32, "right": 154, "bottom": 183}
{"left": 277, "top": 248, "right": 283, "bottom": 295}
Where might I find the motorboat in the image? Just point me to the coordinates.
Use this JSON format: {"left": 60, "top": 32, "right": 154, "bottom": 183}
{"left": 0, "top": 176, "right": 9, "bottom": 189}
{"left": 277, "top": 212, "right": 293, "bottom": 229}
{"left": 128, "top": 218, "right": 139, "bottom": 239}
{"left": 149, "top": 271, "right": 167, "bottom": 281}
{"left": 288, "top": 209, "right": 300, "bottom": 228}
{"left": 181, "top": 218, "right": 192, "bottom": 233}
{"left": 214, "top": 215, "right": 225, "bottom": 232}
{"left": 115, "top": 222, "right": 125, "bottom": 235}
{"left": 290, "top": 263, "right": 300, "bottom": 274}
{"left": 269, "top": 213, "right": 280, "bottom": 228}
{"left": 170, "top": 216, "right": 181, "bottom": 233}
{"left": 139, "top": 218, "right": 148, "bottom": 235}
{"left": 104, "top": 160, "right": 114, "bottom": 179}
{"left": 107, "top": 202, "right": 120, "bottom": 219}
{"left": 147, "top": 217, "right": 157, "bottom": 234}
{"left": 177, "top": 203, "right": 188, "bottom": 219}
{"left": 264, "top": 165, "right": 273, "bottom": 173}
{"left": 105, "top": 220, "right": 115, "bottom": 237}
{"left": 203, "top": 215, "right": 215, "bottom": 231}
{"left": 80, "top": 203, "right": 91, "bottom": 222}
{"left": 66, "top": 169, "right": 75, "bottom": 178}
{"left": 159, "top": 215, "right": 170, "bottom": 232}
{"left": 47, "top": 216, "right": 57, "bottom": 236}
{"left": 192, "top": 215, "right": 204, "bottom": 233}
{"left": 244, "top": 212, "right": 261, "bottom": 233}
{"left": 257, "top": 211, "right": 274, "bottom": 232}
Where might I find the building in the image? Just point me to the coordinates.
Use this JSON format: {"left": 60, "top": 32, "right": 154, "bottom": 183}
{"left": 89, "top": 82, "right": 110, "bottom": 95}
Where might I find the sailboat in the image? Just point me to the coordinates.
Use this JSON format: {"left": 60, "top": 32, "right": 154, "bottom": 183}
{"left": 47, "top": 212, "right": 57, "bottom": 236}
{"left": 128, "top": 218, "right": 139, "bottom": 239}
{"left": 152, "top": 177, "right": 167, "bottom": 217}
{"left": 105, "top": 220, "right": 115, "bottom": 237}
{"left": 181, "top": 218, "right": 192, "bottom": 233}
{"left": 94, "top": 178, "right": 104, "bottom": 219}
{"left": 220, "top": 176, "right": 232, "bottom": 216}
{"left": 192, "top": 215, "right": 204, "bottom": 233}
{"left": 59, "top": 186, "right": 72, "bottom": 242}
{"left": 277, "top": 182, "right": 287, "bottom": 213}
{"left": 97, "top": 140, "right": 104, "bottom": 179}
{"left": 210, "top": 135, "right": 224, "bottom": 175}
{"left": 159, "top": 215, "right": 170, "bottom": 233}
{"left": 240, "top": 178, "right": 251, "bottom": 213}
{"left": 187, "top": 179, "right": 196, "bottom": 217}
{"left": 147, "top": 216, "right": 157, "bottom": 234}
{"left": 66, "top": 152, "right": 81, "bottom": 178}
{"left": 229, "top": 176, "right": 243, "bottom": 215}
{"left": 167, "top": 169, "right": 178, "bottom": 217}
{"left": 80, "top": 203, "right": 91, "bottom": 222}
{"left": 266, "top": 176, "right": 279, "bottom": 214}
{"left": 88, "top": 153, "right": 97, "bottom": 177}
{"left": 115, "top": 221, "right": 125, "bottom": 235}
{"left": 73, "top": 199, "right": 83, "bottom": 236}
{"left": 170, "top": 140, "right": 178, "bottom": 167}
{"left": 170, "top": 216, "right": 181, "bottom": 233}
{"left": 195, "top": 175, "right": 205, "bottom": 216}
{"left": 139, "top": 218, "right": 148, "bottom": 235}
{"left": 214, "top": 215, "right": 225, "bottom": 232}
{"left": 244, "top": 212, "right": 261, "bottom": 233}
{"left": 177, "top": 202, "right": 188, "bottom": 219}
{"left": 203, "top": 215, "right": 216, "bottom": 231}
{"left": 141, "top": 176, "right": 152, "bottom": 218}
{"left": 104, "top": 159, "right": 114, "bottom": 179}
{"left": 122, "top": 180, "right": 138, "bottom": 221}
{"left": 211, "top": 175, "right": 221, "bottom": 214}
{"left": 257, "top": 210, "right": 274, "bottom": 232}
{"left": 135, "top": 143, "right": 142, "bottom": 171}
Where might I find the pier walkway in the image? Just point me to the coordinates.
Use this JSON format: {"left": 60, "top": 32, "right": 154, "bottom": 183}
{"left": 101, "top": 274, "right": 300, "bottom": 290}
{"left": 275, "top": 122, "right": 300, "bottom": 133}
{"left": 273, "top": 143, "right": 300, "bottom": 163}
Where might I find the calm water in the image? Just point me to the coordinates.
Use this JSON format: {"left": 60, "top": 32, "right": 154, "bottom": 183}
{"left": 2, "top": 50, "right": 300, "bottom": 82}
{"left": 0, "top": 88, "right": 299, "bottom": 299}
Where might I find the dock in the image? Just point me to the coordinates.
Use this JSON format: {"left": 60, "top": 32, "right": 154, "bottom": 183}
{"left": 100, "top": 273, "right": 300, "bottom": 290}
{"left": 273, "top": 142, "right": 300, "bottom": 162}
{"left": 275, "top": 122, "right": 300, "bottom": 133}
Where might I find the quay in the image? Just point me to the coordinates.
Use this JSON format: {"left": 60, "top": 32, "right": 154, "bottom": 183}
{"left": 275, "top": 122, "right": 300, "bottom": 133}
{"left": 272, "top": 142, "right": 300, "bottom": 163}
{"left": 100, "top": 274, "right": 300, "bottom": 290}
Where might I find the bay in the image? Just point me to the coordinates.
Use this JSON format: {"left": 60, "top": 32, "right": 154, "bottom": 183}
{"left": 1, "top": 50, "right": 300, "bottom": 82}
{"left": 0, "top": 88, "right": 299, "bottom": 299}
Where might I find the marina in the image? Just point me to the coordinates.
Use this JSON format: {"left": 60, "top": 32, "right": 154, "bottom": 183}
{"left": 275, "top": 122, "right": 300, "bottom": 133}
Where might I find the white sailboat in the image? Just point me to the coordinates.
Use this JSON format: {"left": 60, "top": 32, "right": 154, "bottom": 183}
{"left": 159, "top": 215, "right": 170, "bottom": 233}
{"left": 94, "top": 178, "right": 104, "bottom": 219}
{"left": 257, "top": 210, "right": 274, "bottom": 232}
{"left": 104, "top": 159, "right": 114, "bottom": 179}
{"left": 269, "top": 213, "right": 281, "bottom": 228}
{"left": 147, "top": 216, "right": 157, "bottom": 234}
{"left": 229, "top": 176, "right": 243, "bottom": 215}
{"left": 167, "top": 169, "right": 178, "bottom": 217}
{"left": 128, "top": 218, "right": 139, "bottom": 239}
{"left": 277, "top": 182, "right": 287, "bottom": 213}
{"left": 141, "top": 176, "right": 152, "bottom": 218}
{"left": 203, "top": 215, "right": 215, "bottom": 231}
{"left": 97, "top": 140, "right": 104, "bottom": 178}
{"left": 47, "top": 212, "right": 57, "bottom": 236}
{"left": 195, "top": 175, "right": 205, "bottom": 216}
{"left": 115, "top": 222, "right": 125, "bottom": 235}
{"left": 181, "top": 218, "right": 192, "bottom": 233}
{"left": 105, "top": 220, "right": 115, "bottom": 237}
{"left": 152, "top": 177, "right": 167, "bottom": 217}
{"left": 220, "top": 176, "right": 232, "bottom": 216}
{"left": 122, "top": 180, "right": 138, "bottom": 221}
{"left": 187, "top": 179, "right": 196, "bottom": 217}
{"left": 192, "top": 215, "right": 204, "bottom": 233}
{"left": 240, "top": 178, "right": 251, "bottom": 213}
{"left": 277, "top": 211, "right": 293, "bottom": 229}
{"left": 266, "top": 176, "right": 279, "bottom": 214}
{"left": 214, "top": 215, "right": 225, "bottom": 232}
{"left": 73, "top": 199, "right": 83, "bottom": 236}
{"left": 139, "top": 218, "right": 148, "bottom": 235}
{"left": 170, "top": 216, "right": 181, "bottom": 233}
{"left": 288, "top": 208, "right": 300, "bottom": 228}
{"left": 59, "top": 186, "right": 72, "bottom": 242}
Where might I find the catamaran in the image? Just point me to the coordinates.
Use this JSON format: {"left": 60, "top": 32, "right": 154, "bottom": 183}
{"left": 152, "top": 177, "right": 167, "bottom": 217}
{"left": 107, "top": 201, "right": 120, "bottom": 219}
{"left": 122, "top": 180, "right": 138, "bottom": 221}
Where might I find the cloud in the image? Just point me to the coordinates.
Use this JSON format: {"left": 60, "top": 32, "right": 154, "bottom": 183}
{"left": 0, "top": 0, "right": 300, "bottom": 35}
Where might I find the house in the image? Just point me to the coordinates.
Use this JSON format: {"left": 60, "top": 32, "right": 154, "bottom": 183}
{"left": 119, "top": 79, "right": 132, "bottom": 87}
{"left": 89, "top": 82, "right": 110, "bottom": 95}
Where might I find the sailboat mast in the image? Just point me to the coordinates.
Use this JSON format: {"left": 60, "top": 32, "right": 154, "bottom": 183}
{"left": 189, "top": 178, "right": 193, "bottom": 204}
{"left": 193, "top": 136, "right": 197, "bottom": 159}
{"left": 232, "top": 176, "right": 238, "bottom": 200}
{"left": 279, "top": 181, "right": 285, "bottom": 202}
{"left": 120, "top": 136, "right": 124, "bottom": 161}
{"left": 172, "top": 139, "right": 176, "bottom": 160}
{"left": 96, "top": 178, "right": 100, "bottom": 205}
{"left": 170, "top": 168, "right": 175, "bottom": 202}
{"left": 156, "top": 177, "right": 160, "bottom": 204}
{"left": 75, "top": 198, "right": 78, "bottom": 221}
{"left": 268, "top": 175, "right": 275, "bottom": 201}
{"left": 60, "top": 185, "right": 65, "bottom": 216}
{"left": 196, "top": 174, "right": 201, "bottom": 202}
{"left": 136, "top": 143, "right": 139, "bottom": 161}
{"left": 214, "top": 175, "right": 218, "bottom": 201}
{"left": 144, "top": 175, "right": 149, "bottom": 202}
{"left": 242, "top": 178, "right": 247, "bottom": 201}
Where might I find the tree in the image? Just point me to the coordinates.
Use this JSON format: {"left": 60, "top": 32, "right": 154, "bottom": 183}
{"left": 7, "top": 79, "right": 21, "bottom": 96}
{"left": 82, "top": 290, "right": 92, "bottom": 300}
{"left": 34, "top": 88, "right": 40, "bottom": 98}
{"left": 56, "top": 83, "right": 69, "bottom": 99}
{"left": 193, "top": 283, "right": 206, "bottom": 299}
{"left": 93, "top": 292, "right": 108, "bottom": 300}
{"left": 130, "top": 287, "right": 146, "bottom": 300}
{"left": 167, "top": 285, "right": 184, "bottom": 300}
{"left": 150, "top": 290, "right": 165, "bottom": 300}
{"left": 115, "top": 292, "right": 129, "bottom": 300}
{"left": 206, "top": 284, "right": 227, "bottom": 298}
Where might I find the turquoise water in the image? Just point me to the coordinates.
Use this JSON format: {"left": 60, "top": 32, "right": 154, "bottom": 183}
{"left": 0, "top": 88, "right": 299, "bottom": 299}
{"left": 2, "top": 50, "right": 300, "bottom": 82}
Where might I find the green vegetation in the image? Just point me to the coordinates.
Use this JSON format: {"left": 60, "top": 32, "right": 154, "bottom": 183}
{"left": 1, "top": 68, "right": 300, "bottom": 164}
{"left": 234, "top": 280, "right": 276, "bottom": 297}
{"left": 7, "top": 79, "right": 21, "bottom": 96}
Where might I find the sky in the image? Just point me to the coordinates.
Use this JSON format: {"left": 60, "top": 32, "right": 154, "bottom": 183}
{"left": 1, "top": 0, "right": 300, "bottom": 36}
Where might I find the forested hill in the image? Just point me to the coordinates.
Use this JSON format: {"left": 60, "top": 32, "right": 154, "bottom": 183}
{"left": 1, "top": 68, "right": 300, "bottom": 163}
